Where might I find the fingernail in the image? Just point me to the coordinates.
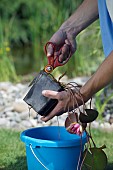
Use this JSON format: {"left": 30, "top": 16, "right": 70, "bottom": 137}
{"left": 47, "top": 53, "right": 51, "bottom": 57}
{"left": 42, "top": 90, "right": 46, "bottom": 95}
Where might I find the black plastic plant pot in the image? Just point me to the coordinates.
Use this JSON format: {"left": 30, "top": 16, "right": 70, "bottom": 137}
{"left": 24, "top": 70, "right": 64, "bottom": 116}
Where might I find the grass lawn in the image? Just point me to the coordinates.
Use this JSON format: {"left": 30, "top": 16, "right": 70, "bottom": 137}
{"left": 0, "top": 128, "right": 113, "bottom": 170}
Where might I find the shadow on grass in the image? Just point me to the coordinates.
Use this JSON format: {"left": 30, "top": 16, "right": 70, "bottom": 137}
{"left": 106, "top": 163, "right": 113, "bottom": 170}
{"left": 0, "top": 157, "right": 113, "bottom": 170}
{"left": 79, "top": 162, "right": 113, "bottom": 170}
{"left": 0, "top": 156, "right": 27, "bottom": 170}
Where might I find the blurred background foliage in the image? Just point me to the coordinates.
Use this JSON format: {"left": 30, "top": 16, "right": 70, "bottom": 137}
{"left": 0, "top": 0, "right": 104, "bottom": 81}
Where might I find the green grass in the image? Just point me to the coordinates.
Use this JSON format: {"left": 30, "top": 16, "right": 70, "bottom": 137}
{"left": 0, "top": 128, "right": 113, "bottom": 170}
{"left": 90, "top": 130, "right": 113, "bottom": 170}
{"left": 0, "top": 129, "right": 27, "bottom": 170}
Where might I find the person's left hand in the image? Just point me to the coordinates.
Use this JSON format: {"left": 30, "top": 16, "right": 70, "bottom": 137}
{"left": 41, "top": 89, "right": 84, "bottom": 122}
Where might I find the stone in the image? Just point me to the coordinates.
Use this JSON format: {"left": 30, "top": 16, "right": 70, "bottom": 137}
{"left": 7, "top": 112, "right": 21, "bottom": 123}
{"left": 21, "top": 120, "right": 32, "bottom": 128}
{"left": 1, "top": 113, "right": 6, "bottom": 118}
{"left": 4, "top": 106, "right": 14, "bottom": 113}
{"left": 7, "top": 85, "right": 19, "bottom": 93}
{"left": 68, "top": 77, "right": 90, "bottom": 86}
{"left": 99, "top": 122, "right": 112, "bottom": 132}
{"left": 30, "top": 109, "right": 37, "bottom": 118}
{"left": 13, "top": 100, "right": 28, "bottom": 113}
{"left": 104, "top": 113, "right": 110, "bottom": 122}
{"left": 13, "top": 123, "right": 25, "bottom": 130}
{"left": 103, "top": 122, "right": 111, "bottom": 129}
{"left": 19, "top": 111, "right": 29, "bottom": 120}
{"left": 17, "top": 83, "right": 26, "bottom": 90}
{"left": 6, "top": 111, "right": 15, "bottom": 117}
{"left": 29, "top": 119, "right": 38, "bottom": 127}
{"left": 0, "top": 106, "right": 5, "bottom": 113}
{"left": 10, "top": 121, "right": 18, "bottom": 128}
{"left": 59, "top": 115, "right": 67, "bottom": 126}
{"left": 0, "top": 118, "right": 10, "bottom": 127}
{"left": 91, "top": 121, "right": 99, "bottom": 129}
{"left": 0, "top": 80, "right": 113, "bottom": 130}
{"left": 109, "top": 117, "right": 113, "bottom": 124}
{"left": 37, "top": 123, "right": 44, "bottom": 127}
{"left": 0, "top": 82, "right": 12, "bottom": 91}
{"left": 100, "top": 123, "right": 104, "bottom": 129}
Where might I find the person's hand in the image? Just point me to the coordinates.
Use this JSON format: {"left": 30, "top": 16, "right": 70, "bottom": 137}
{"left": 41, "top": 89, "right": 86, "bottom": 122}
{"left": 46, "top": 29, "right": 77, "bottom": 63}
{"left": 41, "top": 90, "right": 70, "bottom": 122}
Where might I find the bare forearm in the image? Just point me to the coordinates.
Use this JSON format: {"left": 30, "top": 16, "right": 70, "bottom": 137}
{"left": 60, "top": 0, "right": 99, "bottom": 36}
{"left": 80, "top": 51, "right": 113, "bottom": 100}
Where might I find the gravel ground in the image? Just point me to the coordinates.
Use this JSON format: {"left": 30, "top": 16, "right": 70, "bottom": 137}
{"left": 0, "top": 76, "right": 113, "bottom": 132}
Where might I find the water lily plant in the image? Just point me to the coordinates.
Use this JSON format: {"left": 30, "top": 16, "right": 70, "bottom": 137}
{"left": 63, "top": 82, "right": 108, "bottom": 170}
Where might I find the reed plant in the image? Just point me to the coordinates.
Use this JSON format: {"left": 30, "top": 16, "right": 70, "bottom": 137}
{"left": 27, "top": 0, "right": 83, "bottom": 73}
{"left": 0, "top": 0, "right": 104, "bottom": 78}
{"left": 95, "top": 86, "right": 113, "bottom": 118}
{"left": 0, "top": 19, "right": 18, "bottom": 82}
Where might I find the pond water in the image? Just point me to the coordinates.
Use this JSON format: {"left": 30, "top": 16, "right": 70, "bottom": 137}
{"left": 12, "top": 46, "right": 34, "bottom": 75}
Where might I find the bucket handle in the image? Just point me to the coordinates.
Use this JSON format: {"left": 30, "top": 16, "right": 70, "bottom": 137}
{"left": 30, "top": 144, "right": 49, "bottom": 170}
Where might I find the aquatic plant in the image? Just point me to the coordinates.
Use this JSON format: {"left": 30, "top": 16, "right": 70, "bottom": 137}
{"left": 0, "top": 19, "right": 18, "bottom": 82}
{"left": 62, "top": 81, "right": 107, "bottom": 170}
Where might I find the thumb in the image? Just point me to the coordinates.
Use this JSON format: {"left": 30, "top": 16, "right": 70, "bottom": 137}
{"left": 42, "top": 90, "right": 59, "bottom": 99}
{"left": 47, "top": 44, "right": 54, "bottom": 57}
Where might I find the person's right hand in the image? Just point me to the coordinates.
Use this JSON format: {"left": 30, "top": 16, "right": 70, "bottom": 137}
{"left": 46, "top": 29, "right": 77, "bottom": 64}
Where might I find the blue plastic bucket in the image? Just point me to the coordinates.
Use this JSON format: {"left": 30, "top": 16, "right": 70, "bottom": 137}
{"left": 20, "top": 126, "right": 87, "bottom": 170}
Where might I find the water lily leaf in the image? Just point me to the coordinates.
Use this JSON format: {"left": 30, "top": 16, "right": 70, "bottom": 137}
{"left": 83, "top": 149, "right": 93, "bottom": 169}
{"left": 79, "top": 109, "right": 98, "bottom": 123}
{"left": 83, "top": 147, "right": 107, "bottom": 170}
{"left": 90, "top": 147, "right": 107, "bottom": 170}
{"left": 99, "top": 144, "right": 106, "bottom": 150}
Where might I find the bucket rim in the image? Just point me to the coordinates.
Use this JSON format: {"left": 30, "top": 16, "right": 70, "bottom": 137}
{"left": 20, "top": 126, "right": 87, "bottom": 148}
